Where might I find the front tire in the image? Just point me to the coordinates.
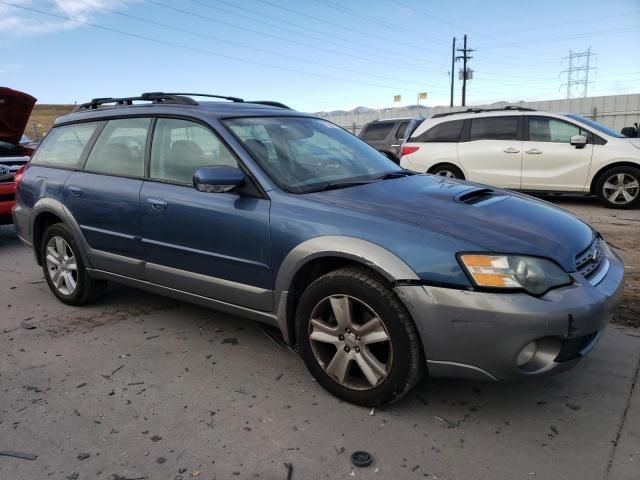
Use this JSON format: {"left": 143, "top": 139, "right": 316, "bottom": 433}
{"left": 41, "top": 223, "right": 106, "bottom": 305}
{"left": 595, "top": 166, "right": 640, "bottom": 209}
{"left": 296, "top": 267, "right": 424, "bottom": 406}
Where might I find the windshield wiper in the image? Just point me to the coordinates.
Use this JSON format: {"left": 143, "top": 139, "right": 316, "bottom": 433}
{"left": 304, "top": 179, "right": 374, "bottom": 193}
{"left": 373, "top": 170, "right": 416, "bottom": 180}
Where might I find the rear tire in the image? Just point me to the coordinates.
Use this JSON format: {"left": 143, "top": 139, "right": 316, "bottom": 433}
{"left": 595, "top": 166, "right": 640, "bottom": 209}
{"left": 41, "top": 223, "right": 106, "bottom": 305}
{"left": 296, "top": 267, "right": 424, "bottom": 406}
{"left": 429, "top": 164, "right": 464, "bottom": 179}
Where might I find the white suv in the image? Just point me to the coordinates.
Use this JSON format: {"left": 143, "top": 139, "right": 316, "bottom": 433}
{"left": 400, "top": 107, "right": 640, "bottom": 209}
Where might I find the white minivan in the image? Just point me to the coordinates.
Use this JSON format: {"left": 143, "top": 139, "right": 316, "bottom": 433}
{"left": 400, "top": 107, "right": 640, "bottom": 208}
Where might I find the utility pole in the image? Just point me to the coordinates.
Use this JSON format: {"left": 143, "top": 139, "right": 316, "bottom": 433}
{"left": 450, "top": 37, "right": 455, "bottom": 107}
{"left": 456, "top": 34, "right": 474, "bottom": 107}
{"left": 561, "top": 48, "right": 596, "bottom": 98}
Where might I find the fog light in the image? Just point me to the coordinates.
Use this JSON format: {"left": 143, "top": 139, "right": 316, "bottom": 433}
{"left": 517, "top": 341, "right": 538, "bottom": 367}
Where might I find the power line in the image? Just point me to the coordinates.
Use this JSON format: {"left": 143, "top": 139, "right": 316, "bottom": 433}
{"left": 253, "top": 0, "right": 444, "bottom": 56}
{"left": 309, "top": 0, "right": 448, "bottom": 46}
{"left": 0, "top": 1, "right": 437, "bottom": 93}
{"left": 66, "top": 0, "right": 442, "bottom": 90}
{"left": 195, "top": 0, "right": 444, "bottom": 70}
{"left": 146, "top": 0, "right": 449, "bottom": 71}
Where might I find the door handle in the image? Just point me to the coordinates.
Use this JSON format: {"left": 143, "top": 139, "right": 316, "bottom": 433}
{"left": 525, "top": 149, "right": 543, "bottom": 154}
{"left": 503, "top": 147, "right": 520, "bottom": 154}
{"left": 68, "top": 185, "right": 82, "bottom": 197}
{"left": 147, "top": 198, "right": 168, "bottom": 211}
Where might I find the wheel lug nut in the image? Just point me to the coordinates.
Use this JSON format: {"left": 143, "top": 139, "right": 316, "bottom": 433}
{"left": 339, "top": 335, "right": 344, "bottom": 340}
{"left": 344, "top": 346, "right": 350, "bottom": 352}
{"left": 355, "top": 347, "right": 360, "bottom": 353}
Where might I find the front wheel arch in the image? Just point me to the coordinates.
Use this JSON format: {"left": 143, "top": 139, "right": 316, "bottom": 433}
{"left": 427, "top": 162, "right": 466, "bottom": 179}
{"left": 589, "top": 161, "right": 640, "bottom": 194}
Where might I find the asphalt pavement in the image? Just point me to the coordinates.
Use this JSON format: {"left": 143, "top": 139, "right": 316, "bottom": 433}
{"left": 1, "top": 215, "right": 639, "bottom": 480}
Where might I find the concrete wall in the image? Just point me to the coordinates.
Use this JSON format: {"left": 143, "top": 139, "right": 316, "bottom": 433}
{"left": 315, "top": 94, "right": 640, "bottom": 135}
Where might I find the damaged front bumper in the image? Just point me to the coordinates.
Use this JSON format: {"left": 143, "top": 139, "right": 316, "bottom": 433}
{"left": 395, "top": 248, "right": 625, "bottom": 381}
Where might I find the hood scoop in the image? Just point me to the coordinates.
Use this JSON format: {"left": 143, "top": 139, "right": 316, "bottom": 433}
{"left": 456, "top": 187, "right": 506, "bottom": 207}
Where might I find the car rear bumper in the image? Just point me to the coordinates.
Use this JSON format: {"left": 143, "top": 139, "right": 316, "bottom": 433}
{"left": 395, "top": 248, "right": 624, "bottom": 381}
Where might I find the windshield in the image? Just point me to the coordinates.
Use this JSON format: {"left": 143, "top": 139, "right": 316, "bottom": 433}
{"left": 223, "top": 116, "right": 402, "bottom": 192}
{"left": 565, "top": 114, "right": 625, "bottom": 138}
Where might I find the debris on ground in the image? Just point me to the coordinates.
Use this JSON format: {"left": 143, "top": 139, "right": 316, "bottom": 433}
{"left": 0, "top": 450, "right": 38, "bottom": 460}
{"left": 351, "top": 450, "right": 373, "bottom": 468}
{"left": 284, "top": 462, "right": 293, "bottom": 480}
{"left": 77, "top": 452, "right": 91, "bottom": 460}
{"left": 222, "top": 337, "right": 239, "bottom": 345}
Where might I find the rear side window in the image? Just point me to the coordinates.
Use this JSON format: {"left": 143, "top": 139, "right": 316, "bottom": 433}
{"left": 411, "top": 120, "right": 463, "bottom": 143}
{"left": 84, "top": 118, "right": 151, "bottom": 177}
{"left": 470, "top": 116, "right": 519, "bottom": 141}
{"left": 150, "top": 118, "right": 237, "bottom": 184}
{"left": 361, "top": 122, "right": 394, "bottom": 141}
{"left": 30, "top": 122, "right": 99, "bottom": 167}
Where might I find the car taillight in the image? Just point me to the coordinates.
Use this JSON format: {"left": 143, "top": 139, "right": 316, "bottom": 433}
{"left": 401, "top": 146, "right": 420, "bottom": 156}
{"left": 14, "top": 164, "right": 28, "bottom": 189}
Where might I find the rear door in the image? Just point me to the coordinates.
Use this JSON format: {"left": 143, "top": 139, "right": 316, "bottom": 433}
{"left": 456, "top": 115, "right": 523, "bottom": 188}
{"left": 64, "top": 117, "right": 150, "bottom": 278}
{"left": 140, "top": 118, "right": 272, "bottom": 310}
{"left": 520, "top": 115, "right": 593, "bottom": 191}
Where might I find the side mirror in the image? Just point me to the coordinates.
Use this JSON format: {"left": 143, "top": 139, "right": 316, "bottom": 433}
{"left": 193, "top": 165, "right": 245, "bottom": 193}
{"left": 570, "top": 135, "right": 587, "bottom": 149}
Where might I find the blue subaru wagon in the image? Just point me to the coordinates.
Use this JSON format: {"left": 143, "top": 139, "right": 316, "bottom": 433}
{"left": 12, "top": 93, "right": 624, "bottom": 406}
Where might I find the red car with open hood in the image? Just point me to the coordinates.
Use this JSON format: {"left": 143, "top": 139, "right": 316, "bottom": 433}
{"left": 0, "top": 87, "right": 36, "bottom": 224}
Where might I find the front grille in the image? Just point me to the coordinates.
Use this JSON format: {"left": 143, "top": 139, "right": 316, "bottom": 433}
{"left": 575, "top": 238, "right": 605, "bottom": 279}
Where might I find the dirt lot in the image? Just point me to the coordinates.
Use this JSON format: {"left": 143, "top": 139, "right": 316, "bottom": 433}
{"left": 544, "top": 195, "right": 640, "bottom": 327}
{"left": 1, "top": 196, "right": 639, "bottom": 480}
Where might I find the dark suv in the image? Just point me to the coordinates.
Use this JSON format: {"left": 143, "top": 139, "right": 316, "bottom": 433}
{"left": 13, "top": 93, "right": 624, "bottom": 406}
{"left": 358, "top": 118, "right": 417, "bottom": 162}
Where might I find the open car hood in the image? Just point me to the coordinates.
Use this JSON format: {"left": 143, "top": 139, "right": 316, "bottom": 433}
{"left": 0, "top": 87, "right": 37, "bottom": 145}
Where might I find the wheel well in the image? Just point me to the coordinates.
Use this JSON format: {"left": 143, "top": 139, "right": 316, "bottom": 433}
{"left": 427, "top": 162, "right": 464, "bottom": 178}
{"left": 33, "top": 212, "right": 63, "bottom": 264}
{"left": 284, "top": 257, "right": 389, "bottom": 346}
{"left": 590, "top": 162, "right": 640, "bottom": 194}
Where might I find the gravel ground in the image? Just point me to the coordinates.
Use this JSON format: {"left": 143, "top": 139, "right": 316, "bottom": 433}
{"left": 1, "top": 197, "right": 639, "bottom": 480}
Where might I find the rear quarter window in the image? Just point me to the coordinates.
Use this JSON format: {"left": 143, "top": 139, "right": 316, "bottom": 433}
{"left": 411, "top": 120, "right": 463, "bottom": 143}
{"left": 360, "top": 122, "right": 394, "bottom": 141}
{"left": 30, "top": 122, "right": 99, "bottom": 168}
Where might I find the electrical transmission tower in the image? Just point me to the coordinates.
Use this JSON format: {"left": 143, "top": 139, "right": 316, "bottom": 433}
{"left": 561, "top": 48, "right": 596, "bottom": 98}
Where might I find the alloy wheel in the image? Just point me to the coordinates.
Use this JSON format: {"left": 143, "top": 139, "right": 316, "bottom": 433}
{"left": 602, "top": 173, "right": 640, "bottom": 205}
{"left": 436, "top": 170, "right": 456, "bottom": 178}
{"left": 45, "top": 236, "right": 78, "bottom": 296}
{"left": 308, "top": 295, "right": 393, "bottom": 390}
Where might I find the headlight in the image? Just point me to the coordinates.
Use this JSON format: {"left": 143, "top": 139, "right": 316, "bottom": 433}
{"left": 459, "top": 254, "right": 572, "bottom": 295}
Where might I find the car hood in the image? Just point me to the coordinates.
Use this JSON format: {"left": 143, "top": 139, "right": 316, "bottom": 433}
{"left": 0, "top": 87, "right": 37, "bottom": 145}
{"left": 308, "top": 175, "right": 595, "bottom": 272}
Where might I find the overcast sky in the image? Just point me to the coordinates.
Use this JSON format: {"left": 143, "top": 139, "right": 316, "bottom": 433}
{"left": 1, "top": 0, "right": 639, "bottom": 111}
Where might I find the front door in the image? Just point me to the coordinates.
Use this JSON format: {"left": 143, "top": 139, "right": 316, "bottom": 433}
{"left": 521, "top": 116, "right": 593, "bottom": 191}
{"left": 140, "top": 118, "right": 272, "bottom": 311}
{"left": 456, "top": 115, "right": 523, "bottom": 189}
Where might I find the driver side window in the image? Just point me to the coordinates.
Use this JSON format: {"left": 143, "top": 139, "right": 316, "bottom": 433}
{"left": 528, "top": 117, "right": 588, "bottom": 143}
{"left": 150, "top": 118, "right": 237, "bottom": 184}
